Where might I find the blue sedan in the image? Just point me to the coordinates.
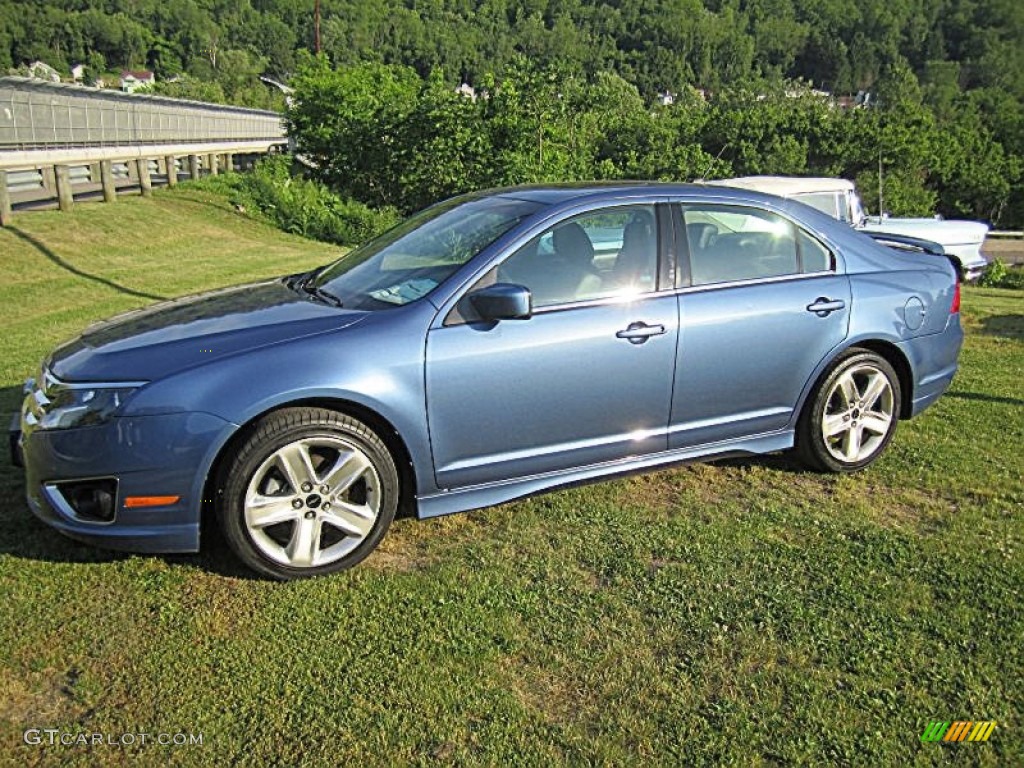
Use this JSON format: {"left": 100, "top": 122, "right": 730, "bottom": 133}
{"left": 12, "top": 184, "right": 963, "bottom": 579}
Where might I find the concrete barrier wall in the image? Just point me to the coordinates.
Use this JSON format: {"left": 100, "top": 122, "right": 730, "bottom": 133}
{"left": 0, "top": 76, "right": 285, "bottom": 149}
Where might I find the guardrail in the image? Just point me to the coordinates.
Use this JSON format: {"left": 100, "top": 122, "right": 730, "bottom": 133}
{"left": 0, "top": 77, "right": 288, "bottom": 225}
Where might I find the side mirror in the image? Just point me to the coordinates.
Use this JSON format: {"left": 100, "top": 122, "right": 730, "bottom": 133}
{"left": 468, "top": 283, "right": 532, "bottom": 321}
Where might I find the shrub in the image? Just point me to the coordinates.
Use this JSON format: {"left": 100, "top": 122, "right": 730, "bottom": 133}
{"left": 978, "top": 257, "right": 1024, "bottom": 289}
{"left": 238, "top": 156, "right": 399, "bottom": 246}
{"left": 184, "top": 156, "right": 399, "bottom": 247}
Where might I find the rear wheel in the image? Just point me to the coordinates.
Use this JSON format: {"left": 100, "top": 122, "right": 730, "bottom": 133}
{"left": 217, "top": 408, "right": 399, "bottom": 580}
{"left": 796, "top": 350, "right": 901, "bottom": 473}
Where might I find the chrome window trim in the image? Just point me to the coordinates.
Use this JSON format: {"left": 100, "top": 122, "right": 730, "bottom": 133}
{"left": 528, "top": 287, "right": 680, "bottom": 315}
{"left": 673, "top": 268, "right": 839, "bottom": 295}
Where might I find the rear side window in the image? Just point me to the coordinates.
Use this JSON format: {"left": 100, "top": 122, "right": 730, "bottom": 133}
{"left": 681, "top": 205, "right": 834, "bottom": 286}
{"left": 795, "top": 192, "right": 841, "bottom": 218}
{"left": 798, "top": 229, "right": 833, "bottom": 272}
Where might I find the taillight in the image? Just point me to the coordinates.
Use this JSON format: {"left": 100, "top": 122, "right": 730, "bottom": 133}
{"left": 950, "top": 281, "right": 961, "bottom": 314}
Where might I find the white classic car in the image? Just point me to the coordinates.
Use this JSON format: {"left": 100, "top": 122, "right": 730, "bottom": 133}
{"left": 707, "top": 176, "right": 989, "bottom": 280}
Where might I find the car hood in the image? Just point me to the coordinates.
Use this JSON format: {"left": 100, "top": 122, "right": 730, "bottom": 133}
{"left": 49, "top": 279, "right": 367, "bottom": 382}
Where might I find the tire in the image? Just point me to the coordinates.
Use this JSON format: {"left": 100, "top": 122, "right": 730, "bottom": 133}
{"left": 217, "top": 407, "right": 399, "bottom": 580}
{"left": 795, "top": 349, "right": 901, "bottom": 473}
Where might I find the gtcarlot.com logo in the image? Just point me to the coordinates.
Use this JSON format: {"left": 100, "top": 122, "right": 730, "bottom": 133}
{"left": 24, "top": 729, "right": 203, "bottom": 747}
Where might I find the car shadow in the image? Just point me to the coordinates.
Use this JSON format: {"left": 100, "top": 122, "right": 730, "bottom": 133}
{"left": 0, "top": 463, "right": 264, "bottom": 580}
{"left": 945, "top": 390, "right": 1024, "bottom": 407}
{"left": 711, "top": 452, "right": 810, "bottom": 474}
{"left": 980, "top": 313, "right": 1024, "bottom": 340}
{"left": 7, "top": 226, "right": 167, "bottom": 302}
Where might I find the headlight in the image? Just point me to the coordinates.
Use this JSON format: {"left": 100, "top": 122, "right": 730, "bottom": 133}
{"left": 29, "top": 375, "right": 139, "bottom": 431}
{"left": 41, "top": 387, "right": 136, "bottom": 430}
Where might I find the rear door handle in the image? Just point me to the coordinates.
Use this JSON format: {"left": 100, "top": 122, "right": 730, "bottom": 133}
{"left": 806, "top": 297, "right": 846, "bottom": 317}
{"left": 616, "top": 322, "right": 667, "bottom": 344}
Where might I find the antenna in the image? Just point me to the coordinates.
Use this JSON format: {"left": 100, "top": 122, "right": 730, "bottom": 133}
{"left": 878, "top": 151, "right": 884, "bottom": 219}
{"left": 696, "top": 143, "right": 729, "bottom": 183}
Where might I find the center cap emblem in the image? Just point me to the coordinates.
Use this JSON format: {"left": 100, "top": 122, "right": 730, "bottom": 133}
{"left": 305, "top": 494, "right": 322, "bottom": 509}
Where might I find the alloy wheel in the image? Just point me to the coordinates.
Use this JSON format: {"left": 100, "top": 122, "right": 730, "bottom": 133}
{"left": 243, "top": 436, "right": 382, "bottom": 568}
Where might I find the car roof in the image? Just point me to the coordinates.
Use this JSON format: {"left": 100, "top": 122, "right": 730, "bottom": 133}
{"left": 706, "top": 176, "right": 856, "bottom": 196}
{"left": 488, "top": 181, "right": 789, "bottom": 205}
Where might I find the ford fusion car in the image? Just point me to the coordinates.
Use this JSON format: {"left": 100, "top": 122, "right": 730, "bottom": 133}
{"left": 11, "top": 184, "right": 963, "bottom": 579}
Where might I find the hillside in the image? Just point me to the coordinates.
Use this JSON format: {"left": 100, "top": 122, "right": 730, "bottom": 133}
{"left": 0, "top": 186, "right": 339, "bottom": 414}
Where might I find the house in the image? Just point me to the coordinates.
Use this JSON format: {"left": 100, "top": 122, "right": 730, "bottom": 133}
{"left": 456, "top": 82, "right": 476, "bottom": 100}
{"left": 120, "top": 70, "right": 155, "bottom": 93}
{"left": 657, "top": 90, "right": 674, "bottom": 106}
{"left": 70, "top": 63, "right": 86, "bottom": 82}
{"left": 28, "top": 61, "right": 61, "bottom": 83}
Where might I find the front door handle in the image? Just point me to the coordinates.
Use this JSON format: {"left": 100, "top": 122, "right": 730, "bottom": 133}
{"left": 806, "top": 297, "right": 846, "bottom": 317}
{"left": 616, "top": 322, "right": 667, "bottom": 344}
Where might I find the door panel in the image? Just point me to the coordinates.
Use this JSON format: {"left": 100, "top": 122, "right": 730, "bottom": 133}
{"left": 669, "top": 275, "right": 851, "bottom": 448}
{"left": 426, "top": 296, "right": 678, "bottom": 489}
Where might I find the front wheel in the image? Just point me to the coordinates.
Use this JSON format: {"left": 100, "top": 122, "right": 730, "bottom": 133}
{"left": 796, "top": 350, "right": 901, "bottom": 473}
{"left": 217, "top": 408, "right": 399, "bottom": 580}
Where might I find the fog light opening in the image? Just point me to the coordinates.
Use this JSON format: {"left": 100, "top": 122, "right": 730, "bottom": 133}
{"left": 54, "top": 479, "right": 118, "bottom": 523}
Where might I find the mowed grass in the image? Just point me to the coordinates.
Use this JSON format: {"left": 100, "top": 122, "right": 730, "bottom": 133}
{"left": 0, "top": 189, "right": 1021, "bottom": 766}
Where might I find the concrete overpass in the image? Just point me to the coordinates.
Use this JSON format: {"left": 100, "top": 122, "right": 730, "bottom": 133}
{"left": 0, "top": 77, "right": 289, "bottom": 224}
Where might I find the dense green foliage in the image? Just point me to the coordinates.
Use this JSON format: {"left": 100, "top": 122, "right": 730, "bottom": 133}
{"left": 189, "top": 157, "right": 399, "bottom": 245}
{"left": 4, "top": 1, "right": 1023, "bottom": 223}
{"left": 287, "top": 58, "right": 1022, "bottom": 224}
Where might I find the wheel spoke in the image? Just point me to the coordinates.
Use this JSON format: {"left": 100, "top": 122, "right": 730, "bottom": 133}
{"left": 275, "top": 442, "right": 317, "bottom": 492}
{"left": 321, "top": 451, "right": 371, "bottom": 494}
{"left": 286, "top": 517, "right": 321, "bottom": 567}
{"left": 247, "top": 495, "right": 301, "bottom": 528}
{"left": 823, "top": 413, "right": 848, "bottom": 438}
{"left": 860, "top": 414, "right": 891, "bottom": 436}
{"left": 843, "top": 425, "right": 863, "bottom": 461}
{"left": 861, "top": 372, "right": 889, "bottom": 409}
{"left": 322, "top": 502, "right": 375, "bottom": 538}
{"left": 837, "top": 373, "right": 858, "bottom": 408}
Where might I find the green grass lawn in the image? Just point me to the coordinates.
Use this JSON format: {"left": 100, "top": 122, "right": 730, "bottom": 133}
{"left": 0, "top": 190, "right": 1021, "bottom": 766}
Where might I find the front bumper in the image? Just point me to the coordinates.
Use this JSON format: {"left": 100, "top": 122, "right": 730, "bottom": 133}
{"left": 13, "top": 405, "right": 233, "bottom": 553}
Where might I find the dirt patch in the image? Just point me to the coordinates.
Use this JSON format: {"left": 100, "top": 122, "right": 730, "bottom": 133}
{"left": 982, "top": 237, "right": 1024, "bottom": 265}
{"left": 0, "top": 667, "right": 92, "bottom": 727}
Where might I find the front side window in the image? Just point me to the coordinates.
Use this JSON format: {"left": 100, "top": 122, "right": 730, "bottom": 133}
{"left": 313, "top": 195, "right": 542, "bottom": 310}
{"left": 495, "top": 205, "right": 659, "bottom": 308}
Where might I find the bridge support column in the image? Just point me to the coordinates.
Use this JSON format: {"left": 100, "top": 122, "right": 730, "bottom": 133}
{"left": 164, "top": 155, "right": 177, "bottom": 187}
{"left": 208, "top": 153, "right": 219, "bottom": 176}
{"left": 100, "top": 160, "right": 116, "bottom": 203}
{"left": 189, "top": 154, "right": 200, "bottom": 180}
{"left": 223, "top": 152, "right": 234, "bottom": 172}
{"left": 55, "top": 165, "right": 74, "bottom": 212}
{"left": 0, "top": 170, "right": 11, "bottom": 227}
{"left": 137, "top": 158, "right": 152, "bottom": 197}
{"left": 41, "top": 165, "right": 56, "bottom": 195}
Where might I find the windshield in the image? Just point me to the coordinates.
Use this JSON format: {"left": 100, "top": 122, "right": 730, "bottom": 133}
{"left": 313, "top": 195, "right": 543, "bottom": 310}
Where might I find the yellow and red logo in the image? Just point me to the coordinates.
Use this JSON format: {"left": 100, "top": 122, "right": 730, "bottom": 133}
{"left": 920, "top": 721, "right": 996, "bottom": 743}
